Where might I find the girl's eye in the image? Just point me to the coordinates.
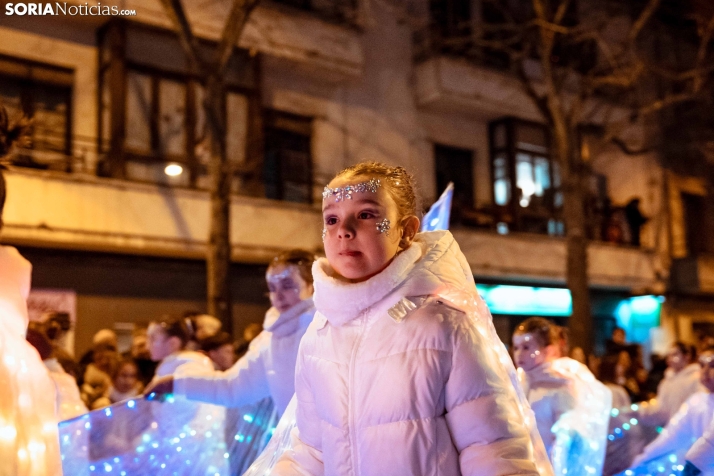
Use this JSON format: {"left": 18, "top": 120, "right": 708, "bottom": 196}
{"left": 358, "top": 211, "right": 375, "bottom": 219}
{"left": 324, "top": 217, "right": 337, "bottom": 225}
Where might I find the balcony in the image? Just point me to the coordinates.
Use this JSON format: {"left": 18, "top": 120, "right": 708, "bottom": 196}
{"left": 453, "top": 229, "right": 658, "bottom": 290}
{"left": 3, "top": 168, "right": 658, "bottom": 291}
{"left": 2, "top": 168, "right": 322, "bottom": 262}
{"left": 93, "top": 0, "right": 364, "bottom": 79}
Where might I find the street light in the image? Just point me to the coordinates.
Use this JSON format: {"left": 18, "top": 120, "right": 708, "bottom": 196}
{"left": 164, "top": 163, "right": 183, "bottom": 177}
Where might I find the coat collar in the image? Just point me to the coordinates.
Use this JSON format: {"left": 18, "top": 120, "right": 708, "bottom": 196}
{"left": 264, "top": 298, "right": 315, "bottom": 337}
{"left": 312, "top": 230, "right": 471, "bottom": 327}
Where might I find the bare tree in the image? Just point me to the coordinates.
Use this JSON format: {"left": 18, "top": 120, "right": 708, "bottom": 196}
{"left": 424, "top": 0, "right": 714, "bottom": 353}
{"left": 159, "top": 0, "right": 260, "bottom": 333}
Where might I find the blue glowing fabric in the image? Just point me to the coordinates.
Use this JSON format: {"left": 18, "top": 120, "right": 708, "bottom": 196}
{"left": 59, "top": 395, "right": 277, "bottom": 476}
{"left": 615, "top": 450, "right": 689, "bottom": 476}
{"left": 548, "top": 358, "right": 612, "bottom": 476}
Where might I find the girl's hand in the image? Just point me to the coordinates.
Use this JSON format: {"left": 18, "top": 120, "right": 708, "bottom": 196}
{"left": 144, "top": 376, "right": 174, "bottom": 399}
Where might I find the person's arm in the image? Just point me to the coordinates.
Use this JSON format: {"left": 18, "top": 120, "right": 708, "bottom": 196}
{"left": 685, "top": 416, "right": 714, "bottom": 473}
{"left": 172, "top": 337, "right": 271, "bottom": 408}
{"left": 443, "top": 307, "right": 539, "bottom": 476}
{"left": 270, "top": 338, "right": 323, "bottom": 475}
{"left": 631, "top": 394, "right": 699, "bottom": 466}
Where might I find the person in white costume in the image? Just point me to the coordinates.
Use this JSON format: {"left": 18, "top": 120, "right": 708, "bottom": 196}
{"left": 0, "top": 167, "right": 63, "bottom": 476}
{"left": 146, "top": 249, "right": 317, "bottom": 417}
{"left": 631, "top": 342, "right": 702, "bottom": 429}
{"left": 628, "top": 348, "right": 714, "bottom": 475}
{"left": 684, "top": 407, "right": 714, "bottom": 475}
{"left": 262, "top": 162, "right": 552, "bottom": 476}
{"left": 513, "top": 317, "right": 611, "bottom": 476}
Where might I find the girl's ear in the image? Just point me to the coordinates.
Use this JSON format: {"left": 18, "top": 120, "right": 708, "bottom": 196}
{"left": 399, "top": 215, "right": 421, "bottom": 249}
{"left": 544, "top": 344, "right": 560, "bottom": 360}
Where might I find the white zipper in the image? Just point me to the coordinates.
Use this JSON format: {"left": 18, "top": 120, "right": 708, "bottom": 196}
{"left": 347, "top": 312, "right": 366, "bottom": 476}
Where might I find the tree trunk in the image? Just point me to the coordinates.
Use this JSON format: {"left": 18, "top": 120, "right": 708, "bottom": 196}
{"left": 206, "top": 77, "right": 233, "bottom": 334}
{"left": 553, "top": 122, "right": 593, "bottom": 356}
{"left": 564, "top": 180, "right": 592, "bottom": 356}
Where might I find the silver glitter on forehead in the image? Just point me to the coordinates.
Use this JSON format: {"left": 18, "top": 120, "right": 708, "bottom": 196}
{"left": 322, "top": 178, "right": 381, "bottom": 202}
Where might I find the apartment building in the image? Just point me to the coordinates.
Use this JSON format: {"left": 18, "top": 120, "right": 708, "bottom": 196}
{"left": 0, "top": 0, "right": 708, "bottom": 355}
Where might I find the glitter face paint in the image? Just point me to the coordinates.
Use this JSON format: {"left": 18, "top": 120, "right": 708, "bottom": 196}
{"left": 512, "top": 333, "right": 547, "bottom": 372}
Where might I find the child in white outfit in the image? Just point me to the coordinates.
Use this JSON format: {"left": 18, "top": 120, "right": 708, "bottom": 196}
{"left": 266, "top": 162, "right": 552, "bottom": 476}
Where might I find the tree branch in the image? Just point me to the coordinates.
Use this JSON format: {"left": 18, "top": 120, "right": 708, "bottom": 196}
{"left": 158, "top": 0, "right": 203, "bottom": 75}
{"left": 216, "top": 0, "right": 260, "bottom": 76}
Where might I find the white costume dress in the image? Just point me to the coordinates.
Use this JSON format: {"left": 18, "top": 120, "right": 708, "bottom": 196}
{"left": 522, "top": 358, "right": 612, "bottom": 476}
{"left": 175, "top": 298, "right": 315, "bottom": 416}
{"left": 635, "top": 364, "right": 703, "bottom": 428}
{"left": 253, "top": 231, "right": 553, "bottom": 476}
{"left": 0, "top": 245, "right": 62, "bottom": 476}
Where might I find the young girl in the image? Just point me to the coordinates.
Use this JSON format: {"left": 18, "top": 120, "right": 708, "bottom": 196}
{"left": 146, "top": 249, "right": 317, "bottom": 417}
{"left": 512, "top": 317, "right": 610, "bottom": 475}
{"left": 0, "top": 167, "right": 63, "bottom": 475}
{"left": 264, "top": 162, "right": 551, "bottom": 475}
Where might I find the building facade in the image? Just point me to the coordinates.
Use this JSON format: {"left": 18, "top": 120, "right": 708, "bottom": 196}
{"left": 0, "top": 0, "right": 709, "bottom": 355}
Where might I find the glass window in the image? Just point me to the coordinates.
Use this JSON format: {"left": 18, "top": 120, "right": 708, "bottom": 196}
{"left": 158, "top": 79, "right": 186, "bottom": 158}
{"left": 264, "top": 111, "right": 312, "bottom": 204}
{"left": 493, "top": 154, "right": 510, "bottom": 206}
{"left": 125, "top": 72, "right": 152, "bottom": 153}
{"left": 0, "top": 69, "right": 72, "bottom": 167}
{"left": 490, "top": 118, "right": 561, "bottom": 235}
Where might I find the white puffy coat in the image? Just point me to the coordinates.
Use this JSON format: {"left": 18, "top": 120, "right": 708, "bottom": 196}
{"left": 175, "top": 298, "right": 315, "bottom": 416}
{"left": 632, "top": 391, "right": 714, "bottom": 473}
{"left": 686, "top": 415, "right": 714, "bottom": 473}
{"left": 522, "top": 362, "right": 577, "bottom": 456}
{"left": 271, "top": 231, "right": 541, "bottom": 476}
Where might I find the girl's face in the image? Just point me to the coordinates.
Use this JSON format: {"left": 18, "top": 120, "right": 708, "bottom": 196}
{"left": 147, "top": 324, "right": 179, "bottom": 362}
{"left": 266, "top": 265, "right": 313, "bottom": 313}
{"left": 322, "top": 176, "right": 413, "bottom": 282}
{"left": 512, "top": 333, "right": 547, "bottom": 371}
{"left": 114, "top": 362, "right": 139, "bottom": 393}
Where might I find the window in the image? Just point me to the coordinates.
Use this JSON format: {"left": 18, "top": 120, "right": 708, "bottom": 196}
{"left": 434, "top": 144, "right": 474, "bottom": 225}
{"left": 489, "top": 118, "right": 563, "bottom": 235}
{"left": 98, "top": 20, "right": 258, "bottom": 188}
{"left": 681, "top": 193, "right": 714, "bottom": 255}
{"left": 263, "top": 111, "right": 312, "bottom": 204}
{"left": 0, "top": 55, "right": 73, "bottom": 169}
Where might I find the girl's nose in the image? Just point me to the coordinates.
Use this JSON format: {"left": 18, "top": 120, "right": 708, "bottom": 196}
{"left": 338, "top": 218, "right": 355, "bottom": 239}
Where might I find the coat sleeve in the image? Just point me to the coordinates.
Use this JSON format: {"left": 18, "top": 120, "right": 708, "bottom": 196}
{"left": 443, "top": 307, "right": 540, "bottom": 476}
{"left": 270, "top": 340, "right": 324, "bottom": 476}
{"left": 632, "top": 394, "right": 699, "bottom": 466}
{"left": 174, "top": 334, "right": 270, "bottom": 408}
{"left": 685, "top": 416, "right": 714, "bottom": 472}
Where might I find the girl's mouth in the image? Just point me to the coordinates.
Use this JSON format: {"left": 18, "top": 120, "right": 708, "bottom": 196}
{"left": 340, "top": 250, "right": 362, "bottom": 257}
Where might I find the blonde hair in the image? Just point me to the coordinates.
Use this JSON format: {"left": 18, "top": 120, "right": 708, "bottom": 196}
{"left": 333, "top": 161, "right": 419, "bottom": 222}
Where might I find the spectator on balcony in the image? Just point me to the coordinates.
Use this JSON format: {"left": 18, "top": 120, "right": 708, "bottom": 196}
{"left": 624, "top": 198, "right": 648, "bottom": 247}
